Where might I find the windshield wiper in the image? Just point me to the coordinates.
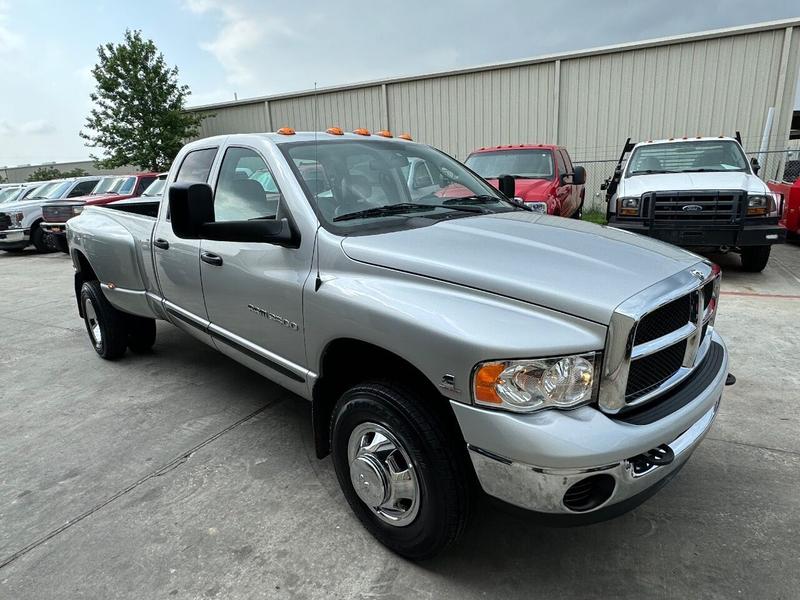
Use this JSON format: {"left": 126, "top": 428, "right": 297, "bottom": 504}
{"left": 443, "top": 194, "right": 532, "bottom": 211}
{"left": 631, "top": 169, "right": 676, "bottom": 175}
{"left": 333, "top": 202, "right": 483, "bottom": 222}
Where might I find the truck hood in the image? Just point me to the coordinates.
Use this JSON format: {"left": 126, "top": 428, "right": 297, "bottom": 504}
{"left": 620, "top": 171, "right": 766, "bottom": 197}
{"left": 341, "top": 212, "right": 702, "bottom": 324}
{"left": 485, "top": 178, "right": 554, "bottom": 199}
{"left": 0, "top": 198, "right": 50, "bottom": 212}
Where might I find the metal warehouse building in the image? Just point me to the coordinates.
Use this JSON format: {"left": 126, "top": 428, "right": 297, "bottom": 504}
{"left": 189, "top": 18, "right": 800, "bottom": 208}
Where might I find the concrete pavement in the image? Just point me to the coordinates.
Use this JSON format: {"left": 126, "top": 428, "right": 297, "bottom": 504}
{"left": 1, "top": 245, "right": 798, "bottom": 599}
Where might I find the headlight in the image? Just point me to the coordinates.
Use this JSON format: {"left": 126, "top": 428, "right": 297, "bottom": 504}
{"left": 617, "top": 197, "right": 641, "bottom": 216}
{"left": 525, "top": 201, "right": 548, "bottom": 214}
{"left": 473, "top": 352, "right": 600, "bottom": 413}
{"left": 746, "top": 194, "right": 773, "bottom": 216}
{"left": 72, "top": 205, "right": 84, "bottom": 215}
{"left": 13, "top": 212, "right": 24, "bottom": 226}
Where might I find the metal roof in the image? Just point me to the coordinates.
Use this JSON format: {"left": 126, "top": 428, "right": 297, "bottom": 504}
{"left": 188, "top": 18, "right": 800, "bottom": 112}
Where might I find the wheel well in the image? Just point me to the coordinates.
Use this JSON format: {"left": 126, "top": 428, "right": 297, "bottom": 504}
{"left": 72, "top": 250, "right": 98, "bottom": 318}
{"left": 311, "top": 339, "right": 459, "bottom": 459}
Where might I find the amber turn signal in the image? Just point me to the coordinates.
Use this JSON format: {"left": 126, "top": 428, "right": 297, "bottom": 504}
{"left": 473, "top": 363, "right": 505, "bottom": 404}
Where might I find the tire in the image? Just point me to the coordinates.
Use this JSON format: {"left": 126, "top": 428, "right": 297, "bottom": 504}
{"left": 80, "top": 280, "right": 129, "bottom": 359}
{"left": 740, "top": 245, "right": 771, "bottom": 272}
{"left": 127, "top": 316, "right": 156, "bottom": 353}
{"left": 571, "top": 201, "right": 584, "bottom": 219}
{"left": 2, "top": 248, "right": 25, "bottom": 253}
{"left": 31, "top": 225, "right": 51, "bottom": 253}
{"left": 330, "top": 381, "right": 470, "bottom": 560}
{"left": 56, "top": 236, "right": 69, "bottom": 254}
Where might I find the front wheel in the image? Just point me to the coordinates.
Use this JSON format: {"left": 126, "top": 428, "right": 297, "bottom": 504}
{"left": 31, "top": 226, "right": 52, "bottom": 253}
{"left": 330, "top": 381, "right": 470, "bottom": 560}
{"left": 80, "top": 280, "right": 129, "bottom": 359}
{"left": 740, "top": 245, "right": 771, "bottom": 272}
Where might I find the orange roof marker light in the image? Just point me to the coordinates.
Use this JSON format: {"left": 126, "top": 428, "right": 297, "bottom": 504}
{"left": 376, "top": 130, "right": 393, "bottom": 138}
{"left": 326, "top": 126, "right": 344, "bottom": 135}
{"left": 353, "top": 128, "right": 371, "bottom": 136}
{"left": 398, "top": 133, "right": 413, "bottom": 141}
{"left": 276, "top": 127, "right": 295, "bottom": 135}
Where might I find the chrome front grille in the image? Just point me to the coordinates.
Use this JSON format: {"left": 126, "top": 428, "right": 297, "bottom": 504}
{"left": 649, "top": 190, "right": 744, "bottom": 225}
{"left": 42, "top": 205, "right": 73, "bottom": 222}
{"left": 598, "top": 263, "right": 721, "bottom": 414}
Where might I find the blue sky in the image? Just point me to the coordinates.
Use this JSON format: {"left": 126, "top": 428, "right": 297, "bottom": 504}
{"left": 0, "top": 0, "right": 798, "bottom": 166}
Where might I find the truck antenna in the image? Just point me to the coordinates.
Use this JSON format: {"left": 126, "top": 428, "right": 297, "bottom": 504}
{"left": 313, "top": 81, "right": 323, "bottom": 292}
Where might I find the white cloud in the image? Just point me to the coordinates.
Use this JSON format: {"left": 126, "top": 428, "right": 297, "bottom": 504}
{"left": 0, "top": 0, "right": 22, "bottom": 53}
{"left": 182, "top": 0, "right": 299, "bottom": 87}
{"left": 0, "top": 119, "right": 56, "bottom": 136}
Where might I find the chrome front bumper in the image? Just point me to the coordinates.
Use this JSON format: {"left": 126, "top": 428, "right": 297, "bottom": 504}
{"left": 0, "top": 228, "right": 29, "bottom": 245}
{"left": 453, "top": 331, "right": 727, "bottom": 516}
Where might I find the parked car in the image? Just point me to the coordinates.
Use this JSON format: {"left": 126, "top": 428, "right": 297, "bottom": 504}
{"left": 603, "top": 135, "right": 785, "bottom": 272}
{"left": 41, "top": 173, "right": 159, "bottom": 251}
{"left": 0, "top": 181, "right": 47, "bottom": 204}
{"left": 67, "top": 130, "right": 730, "bottom": 559}
{"left": 0, "top": 176, "right": 101, "bottom": 252}
{"left": 768, "top": 176, "right": 800, "bottom": 239}
{"left": 464, "top": 144, "right": 586, "bottom": 217}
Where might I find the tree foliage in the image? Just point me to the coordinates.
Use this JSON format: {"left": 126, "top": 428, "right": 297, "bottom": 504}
{"left": 26, "top": 166, "right": 89, "bottom": 182}
{"left": 81, "top": 29, "right": 203, "bottom": 172}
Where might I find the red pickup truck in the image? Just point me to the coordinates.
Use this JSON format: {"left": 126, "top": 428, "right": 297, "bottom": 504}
{"left": 768, "top": 177, "right": 800, "bottom": 239}
{"left": 464, "top": 144, "right": 586, "bottom": 218}
{"left": 41, "top": 173, "right": 160, "bottom": 250}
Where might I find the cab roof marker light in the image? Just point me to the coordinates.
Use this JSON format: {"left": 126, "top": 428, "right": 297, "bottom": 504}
{"left": 376, "top": 130, "right": 393, "bottom": 138}
{"left": 276, "top": 127, "right": 295, "bottom": 135}
{"left": 326, "top": 126, "right": 344, "bottom": 135}
{"left": 353, "top": 128, "right": 371, "bottom": 136}
{"left": 398, "top": 133, "right": 413, "bottom": 141}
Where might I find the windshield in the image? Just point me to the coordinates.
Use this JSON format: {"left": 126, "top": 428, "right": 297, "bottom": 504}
{"left": 465, "top": 149, "right": 554, "bottom": 179}
{"left": 41, "top": 181, "right": 72, "bottom": 199}
{"left": 117, "top": 176, "right": 136, "bottom": 194}
{"left": 627, "top": 140, "right": 749, "bottom": 175}
{"left": 141, "top": 176, "right": 166, "bottom": 197}
{"left": 92, "top": 177, "right": 123, "bottom": 194}
{"left": 26, "top": 181, "right": 59, "bottom": 199}
{"left": 0, "top": 187, "right": 22, "bottom": 203}
{"left": 281, "top": 139, "right": 515, "bottom": 234}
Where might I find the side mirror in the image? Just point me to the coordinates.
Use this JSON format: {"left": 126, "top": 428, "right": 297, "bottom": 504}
{"left": 750, "top": 157, "right": 761, "bottom": 176}
{"left": 169, "top": 182, "right": 300, "bottom": 248}
{"left": 498, "top": 174, "right": 516, "bottom": 198}
{"left": 561, "top": 166, "right": 587, "bottom": 186}
{"left": 169, "top": 182, "right": 214, "bottom": 239}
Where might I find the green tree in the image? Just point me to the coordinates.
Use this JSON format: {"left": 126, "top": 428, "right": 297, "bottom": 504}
{"left": 26, "top": 166, "right": 89, "bottom": 182}
{"left": 81, "top": 29, "right": 203, "bottom": 172}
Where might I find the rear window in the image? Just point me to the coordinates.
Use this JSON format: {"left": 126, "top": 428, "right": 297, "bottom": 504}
{"left": 176, "top": 148, "right": 218, "bottom": 183}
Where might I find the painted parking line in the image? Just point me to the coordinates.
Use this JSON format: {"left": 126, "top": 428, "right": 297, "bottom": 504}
{"left": 721, "top": 291, "right": 800, "bottom": 299}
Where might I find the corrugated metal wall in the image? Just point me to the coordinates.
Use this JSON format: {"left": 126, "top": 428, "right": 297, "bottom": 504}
{"left": 188, "top": 20, "right": 800, "bottom": 197}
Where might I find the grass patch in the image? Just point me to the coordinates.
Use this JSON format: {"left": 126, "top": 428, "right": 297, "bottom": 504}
{"left": 582, "top": 209, "right": 607, "bottom": 225}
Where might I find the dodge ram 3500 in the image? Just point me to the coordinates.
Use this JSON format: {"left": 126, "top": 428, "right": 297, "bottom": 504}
{"left": 67, "top": 130, "right": 730, "bottom": 559}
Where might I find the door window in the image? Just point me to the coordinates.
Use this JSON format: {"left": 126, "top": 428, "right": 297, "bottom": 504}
{"left": 176, "top": 148, "right": 218, "bottom": 183}
{"left": 560, "top": 150, "right": 574, "bottom": 174}
{"left": 214, "top": 147, "right": 282, "bottom": 222}
{"left": 68, "top": 179, "right": 99, "bottom": 197}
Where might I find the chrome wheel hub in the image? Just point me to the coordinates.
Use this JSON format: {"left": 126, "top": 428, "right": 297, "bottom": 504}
{"left": 84, "top": 298, "right": 102, "bottom": 349}
{"left": 347, "top": 422, "right": 419, "bottom": 527}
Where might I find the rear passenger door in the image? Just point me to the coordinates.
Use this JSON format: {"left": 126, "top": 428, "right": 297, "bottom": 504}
{"left": 153, "top": 146, "right": 219, "bottom": 337}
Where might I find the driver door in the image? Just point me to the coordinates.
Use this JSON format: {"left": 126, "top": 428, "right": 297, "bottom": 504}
{"left": 199, "top": 146, "right": 312, "bottom": 393}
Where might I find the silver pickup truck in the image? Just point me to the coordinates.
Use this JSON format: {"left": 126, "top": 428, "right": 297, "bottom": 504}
{"left": 67, "top": 131, "right": 730, "bottom": 559}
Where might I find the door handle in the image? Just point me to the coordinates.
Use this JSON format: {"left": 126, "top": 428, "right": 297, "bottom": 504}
{"left": 153, "top": 238, "right": 170, "bottom": 250}
{"left": 201, "top": 251, "right": 223, "bottom": 266}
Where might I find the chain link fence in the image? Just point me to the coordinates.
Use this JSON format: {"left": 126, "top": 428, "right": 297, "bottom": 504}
{"left": 572, "top": 137, "right": 799, "bottom": 215}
